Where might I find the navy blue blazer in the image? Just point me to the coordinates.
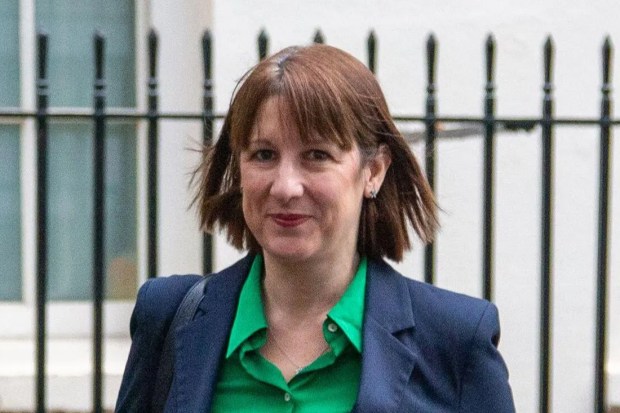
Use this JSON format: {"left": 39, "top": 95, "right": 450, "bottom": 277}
{"left": 116, "top": 255, "right": 515, "bottom": 412}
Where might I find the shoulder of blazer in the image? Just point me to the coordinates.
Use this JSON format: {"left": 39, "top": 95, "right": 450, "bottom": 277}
{"left": 362, "top": 259, "right": 513, "bottom": 412}
{"left": 366, "top": 258, "right": 496, "bottom": 366}
{"left": 116, "top": 255, "right": 256, "bottom": 412}
{"left": 408, "top": 276, "right": 493, "bottom": 333}
{"left": 116, "top": 275, "right": 204, "bottom": 412}
{"left": 129, "top": 275, "right": 205, "bottom": 340}
{"left": 367, "top": 258, "right": 492, "bottom": 328}
{"left": 130, "top": 253, "right": 256, "bottom": 340}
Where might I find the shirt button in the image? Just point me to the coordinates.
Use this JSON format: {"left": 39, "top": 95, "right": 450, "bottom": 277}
{"left": 284, "top": 392, "right": 291, "bottom": 402}
{"left": 327, "top": 323, "right": 338, "bottom": 333}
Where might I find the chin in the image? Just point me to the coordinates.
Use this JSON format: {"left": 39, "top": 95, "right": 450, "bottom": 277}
{"left": 262, "top": 241, "right": 318, "bottom": 263}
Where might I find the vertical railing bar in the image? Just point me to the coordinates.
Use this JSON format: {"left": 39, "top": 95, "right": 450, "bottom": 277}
{"left": 367, "top": 30, "right": 377, "bottom": 74}
{"left": 483, "top": 34, "right": 496, "bottom": 301}
{"left": 594, "top": 35, "right": 613, "bottom": 413}
{"left": 92, "top": 31, "right": 106, "bottom": 413}
{"left": 539, "top": 35, "right": 555, "bottom": 413}
{"left": 35, "top": 30, "right": 49, "bottom": 413}
{"left": 313, "top": 29, "right": 325, "bottom": 44}
{"left": 202, "top": 30, "right": 214, "bottom": 275}
{"left": 424, "top": 33, "right": 437, "bottom": 285}
{"left": 258, "top": 29, "right": 269, "bottom": 61}
{"left": 147, "top": 29, "right": 159, "bottom": 279}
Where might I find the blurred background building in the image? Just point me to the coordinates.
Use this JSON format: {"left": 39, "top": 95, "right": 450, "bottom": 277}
{"left": 0, "top": 0, "right": 618, "bottom": 412}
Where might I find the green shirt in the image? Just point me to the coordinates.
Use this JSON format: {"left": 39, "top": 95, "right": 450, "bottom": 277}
{"left": 211, "top": 255, "right": 367, "bottom": 413}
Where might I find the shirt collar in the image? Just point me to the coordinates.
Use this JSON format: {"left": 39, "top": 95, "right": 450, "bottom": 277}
{"left": 225, "top": 254, "right": 368, "bottom": 357}
{"left": 226, "top": 254, "right": 267, "bottom": 358}
{"left": 327, "top": 256, "right": 367, "bottom": 353}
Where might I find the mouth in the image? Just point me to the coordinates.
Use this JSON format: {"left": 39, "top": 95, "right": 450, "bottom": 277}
{"left": 269, "top": 213, "right": 310, "bottom": 228}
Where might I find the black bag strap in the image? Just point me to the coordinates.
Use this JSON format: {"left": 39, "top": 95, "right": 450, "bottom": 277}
{"left": 152, "top": 275, "right": 211, "bottom": 412}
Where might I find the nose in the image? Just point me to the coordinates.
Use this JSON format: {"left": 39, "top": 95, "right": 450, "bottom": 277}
{"left": 269, "top": 159, "right": 304, "bottom": 202}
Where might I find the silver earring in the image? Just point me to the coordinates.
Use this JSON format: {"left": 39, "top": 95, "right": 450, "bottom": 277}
{"left": 369, "top": 189, "right": 377, "bottom": 199}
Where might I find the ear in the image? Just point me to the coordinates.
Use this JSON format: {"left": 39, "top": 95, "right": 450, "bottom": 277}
{"left": 364, "top": 144, "right": 392, "bottom": 198}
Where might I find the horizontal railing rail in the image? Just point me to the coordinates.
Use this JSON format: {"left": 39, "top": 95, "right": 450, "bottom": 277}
{"left": 5, "top": 108, "right": 620, "bottom": 125}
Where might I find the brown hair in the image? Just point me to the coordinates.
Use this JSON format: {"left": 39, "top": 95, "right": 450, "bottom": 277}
{"left": 192, "top": 44, "right": 437, "bottom": 262}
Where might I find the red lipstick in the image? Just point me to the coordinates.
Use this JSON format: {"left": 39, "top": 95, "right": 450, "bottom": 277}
{"left": 270, "top": 214, "right": 309, "bottom": 228}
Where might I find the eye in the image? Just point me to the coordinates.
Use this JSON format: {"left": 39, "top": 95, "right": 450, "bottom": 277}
{"left": 253, "top": 149, "right": 275, "bottom": 161}
{"left": 306, "top": 150, "right": 330, "bottom": 161}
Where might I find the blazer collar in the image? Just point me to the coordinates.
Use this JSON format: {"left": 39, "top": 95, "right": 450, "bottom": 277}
{"left": 352, "top": 259, "right": 417, "bottom": 413}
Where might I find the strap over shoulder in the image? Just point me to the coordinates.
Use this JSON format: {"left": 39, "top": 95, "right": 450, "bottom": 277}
{"left": 152, "top": 275, "right": 211, "bottom": 413}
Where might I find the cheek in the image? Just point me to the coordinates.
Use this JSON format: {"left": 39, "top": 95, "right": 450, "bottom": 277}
{"left": 239, "top": 163, "right": 261, "bottom": 194}
{"left": 241, "top": 174, "right": 268, "bottom": 198}
{"left": 239, "top": 166, "right": 255, "bottom": 215}
{"left": 239, "top": 168, "right": 270, "bottom": 219}
{"left": 312, "top": 176, "right": 364, "bottom": 214}
{"left": 239, "top": 163, "right": 250, "bottom": 189}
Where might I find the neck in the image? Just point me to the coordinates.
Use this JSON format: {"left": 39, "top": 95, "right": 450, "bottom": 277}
{"left": 262, "top": 251, "right": 359, "bottom": 321}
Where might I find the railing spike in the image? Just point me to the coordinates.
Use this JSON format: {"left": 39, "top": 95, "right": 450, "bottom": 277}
{"left": 37, "top": 31, "right": 48, "bottom": 81}
{"left": 313, "top": 29, "right": 325, "bottom": 44}
{"left": 148, "top": 29, "right": 158, "bottom": 79}
{"left": 367, "top": 30, "right": 377, "bottom": 73}
{"left": 544, "top": 35, "right": 554, "bottom": 84}
{"left": 426, "top": 33, "right": 437, "bottom": 88}
{"left": 602, "top": 36, "right": 613, "bottom": 86}
{"left": 94, "top": 31, "right": 105, "bottom": 81}
{"left": 258, "top": 29, "right": 269, "bottom": 61}
{"left": 485, "top": 34, "right": 495, "bottom": 84}
{"left": 202, "top": 30, "right": 212, "bottom": 79}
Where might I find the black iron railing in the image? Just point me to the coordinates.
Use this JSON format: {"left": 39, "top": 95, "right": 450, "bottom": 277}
{"left": 0, "top": 28, "right": 614, "bottom": 413}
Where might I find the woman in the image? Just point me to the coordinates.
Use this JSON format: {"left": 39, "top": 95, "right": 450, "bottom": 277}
{"left": 116, "top": 44, "right": 515, "bottom": 412}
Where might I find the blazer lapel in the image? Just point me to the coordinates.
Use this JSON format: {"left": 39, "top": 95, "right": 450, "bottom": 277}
{"left": 171, "top": 255, "right": 253, "bottom": 413}
{"left": 352, "top": 259, "right": 417, "bottom": 413}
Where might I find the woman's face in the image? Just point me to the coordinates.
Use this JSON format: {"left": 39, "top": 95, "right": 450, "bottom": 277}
{"left": 239, "top": 97, "right": 371, "bottom": 265}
